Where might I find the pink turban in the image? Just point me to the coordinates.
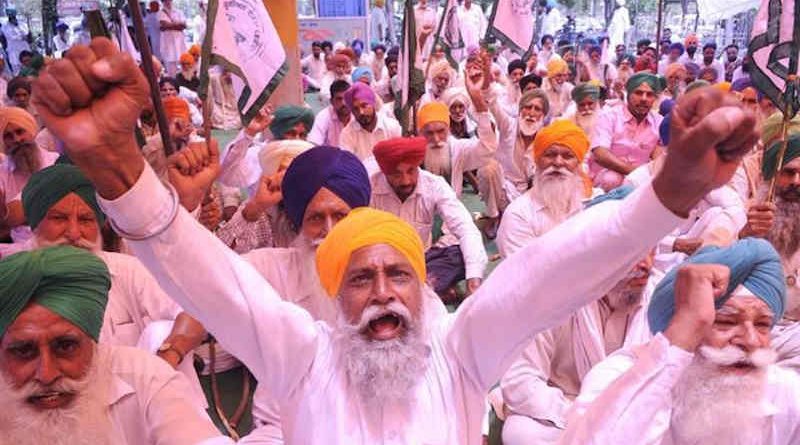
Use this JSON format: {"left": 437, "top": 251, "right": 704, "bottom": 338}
{"left": 344, "top": 83, "right": 376, "bottom": 110}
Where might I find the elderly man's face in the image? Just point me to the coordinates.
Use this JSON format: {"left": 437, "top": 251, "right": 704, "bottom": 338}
{"left": 667, "top": 70, "right": 686, "bottom": 89}
{"left": 577, "top": 96, "right": 598, "bottom": 116}
{"left": 776, "top": 157, "right": 800, "bottom": 202}
{"left": 703, "top": 296, "right": 773, "bottom": 362}
{"left": 160, "top": 82, "right": 178, "bottom": 98}
{"left": 552, "top": 70, "right": 568, "bottom": 86}
{"left": 12, "top": 87, "right": 30, "bottom": 108}
{"left": 433, "top": 72, "right": 450, "bottom": 91}
{"left": 449, "top": 101, "right": 466, "bottom": 123}
{"left": 338, "top": 244, "right": 423, "bottom": 341}
{"left": 282, "top": 122, "right": 309, "bottom": 140}
{"left": 301, "top": 187, "right": 351, "bottom": 244}
{"left": 2, "top": 122, "right": 34, "bottom": 154}
{"left": 35, "top": 194, "right": 101, "bottom": 251}
{"left": 534, "top": 144, "right": 580, "bottom": 174}
{"left": 334, "top": 61, "right": 351, "bottom": 77}
{"left": 0, "top": 304, "right": 94, "bottom": 410}
{"left": 421, "top": 121, "right": 450, "bottom": 148}
{"left": 627, "top": 83, "right": 657, "bottom": 119}
{"left": 351, "top": 98, "right": 376, "bottom": 128}
{"left": 385, "top": 162, "right": 419, "bottom": 201}
{"left": 519, "top": 98, "right": 546, "bottom": 136}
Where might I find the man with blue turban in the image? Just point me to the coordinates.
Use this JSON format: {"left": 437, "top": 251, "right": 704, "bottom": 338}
{"left": 563, "top": 239, "right": 800, "bottom": 444}
{"left": 0, "top": 246, "right": 232, "bottom": 444}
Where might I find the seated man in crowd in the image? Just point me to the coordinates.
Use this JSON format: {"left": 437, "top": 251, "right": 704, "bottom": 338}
{"left": 339, "top": 82, "right": 401, "bottom": 161}
{"left": 33, "top": 38, "right": 757, "bottom": 442}
{"left": 497, "top": 120, "right": 590, "bottom": 258}
{"left": 370, "top": 136, "right": 487, "bottom": 301}
{"left": 500, "top": 253, "right": 654, "bottom": 444}
{"left": 589, "top": 72, "right": 665, "bottom": 191}
{"left": 0, "top": 246, "right": 231, "bottom": 444}
{"left": 561, "top": 239, "right": 800, "bottom": 444}
{"left": 543, "top": 58, "right": 575, "bottom": 118}
{"left": 308, "top": 80, "right": 352, "bottom": 147}
{"left": 560, "top": 82, "right": 601, "bottom": 136}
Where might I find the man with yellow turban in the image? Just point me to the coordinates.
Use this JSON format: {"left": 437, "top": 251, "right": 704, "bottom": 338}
{"left": 588, "top": 72, "right": 665, "bottom": 191}
{"left": 496, "top": 120, "right": 591, "bottom": 258}
{"left": 542, "top": 57, "right": 575, "bottom": 118}
{"left": 0, "top": 246, "right": 233, "bottom": 444}
{"left": 34, "top": 37, "right": 763, "bottom": 444}
{"left": 370, "top": 136, "right": 487, "bottom": 302}
{"left": 0, "top": 106, "right": 59, "bottom": 245}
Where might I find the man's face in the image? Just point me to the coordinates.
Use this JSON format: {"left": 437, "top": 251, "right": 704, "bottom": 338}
{"left": 449, "top": 101, "right": 466, "bottom": 123}
{"left": 590, "top": 50, "right": 601, "bottom": 64}
{"left": 387, "top": 61, "right": 398, "bottom": 77}
{"left": 534, "top": 144, "right": 579, "bottom": 174}
{"left": 351, "top": 98, "right": 376, "bottom": 128}
{"left": 576, "top": 96, "right": 598, "bottom": 116}
{"left": 562, "top": 50, "right": 575, "bottom": 63}
{"left": 35, "top": 194, "right": 100, "bottom": 250}
{"left": 3, "top": 122, "right": 34, "bottom": 154}
{"left": 421, "top": 121, "right": 450, "bottom": 147}
{"left": 509, "top": 68, "right": 524, "bottom": 84}
{"left": 543, "top": 38, "right": 553, "bottom": 50}
{"left": 0, "top": 304, "right": 94, "bottom": 410}
{"left": 385, "top": 162, "right": 419, "bottom": 201}
{"left": 667, "top": 70, "right": 686, "bottom": 89}
{"left": 179, "top": 60, "right": 195, "bottom": 74}
{"left": 12, "top": 87, "right": 29, "bottom": 108}
{"left": 282, "top": 122, "right": 309, "bottom": 140}
{"left": 627, "top": 83, "right": 657, "bottom": 118}
{"left": 338, "top": 244, "right": 423, "bottom": 341}
{"left": 687, "top": 43, "right": 697, "bottom": 53}
{"left": 615, "top": 45, "right": 625, "bottom": 58}
{"left": 433, "top": 72, "right": 450, "bottom": 92}
{"left": 433, "top": 45, "right": 445, "bottom": 60}
{"left": 740, "top": 87, "right": 758, "bottom": 112}
{"left": 331, "top": 91, "right": 349, "bottom": 117}
{"left": 19, "top": 54, "right": 31, "bottom": 67}
{"left": 334, "top": 61, "right": 351, "bottom": 77}
{"left": 169, "top": 116, "right": 194, "bottom": 147}
{"left": 312, "top": 45, "right": 321, "bottom": 58}
{"left": 552, "top": 70, "right": 568, "bottom": 86}
{"left": 300, "top": 187, "right": 351, "bottom": 243}
{"left": 703, "top": 296, "right": 773, "bottom": 366}
{"left": 519, "top": 98, "right": 546, "bottom": 136}
{"left": 726, "top": 47, "right": 738, "bottom": 62}
{"left": 699, "top": 69, "right": 716, "bottom": 83}
{"left": 669, "top": 48, "right": 682, "bottom": 60}
{"left": 776, "top": 157, "right": 800, "bottom": 202}
{"left": 643, "top": 48, "right": 657, "bottom": 61}
{"left": 703, "top": 47, "right": 715, "bottom": 63}
{"left": 160, "top": 82, "right": 178, "bottom": 98}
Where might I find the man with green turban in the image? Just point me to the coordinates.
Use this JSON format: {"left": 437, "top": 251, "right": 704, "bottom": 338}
{"left": 269, "top": 105, "right": 315, "bottom": 140}
{"left": 588, "top": 71, "right": 665, "bottom": 191}
{"left": 564, "top": 81, "right": 602, "bottom": 135}
{"left": 0, "top": 246, "right": 232, "bottom": 445}
{"left": 563, "top": 238, "right": 800, "bottom": 444}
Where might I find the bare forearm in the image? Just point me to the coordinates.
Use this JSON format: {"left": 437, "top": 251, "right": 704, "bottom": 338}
{"left": 593, "top": 147, "right": 634, "bottom": 175}
{"left": 165, "top": 312, "right": 207, "bottom": 353}
{"left": 69, "top": 137, "right": 145, "bottom": 200}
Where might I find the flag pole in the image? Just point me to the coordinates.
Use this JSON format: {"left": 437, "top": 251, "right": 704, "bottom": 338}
{"left": 766, "top": 75, "right": 797, "bottom": 203}
{"left": 127, "top": 0, "right": 175, "bottom": 156}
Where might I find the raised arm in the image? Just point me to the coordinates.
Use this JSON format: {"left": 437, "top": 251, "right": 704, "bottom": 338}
{"left": 445, "top": 86, "right": 760, "bottom": 390}
{"left": 32, "top": 38, "right": 319, "bottom": 400}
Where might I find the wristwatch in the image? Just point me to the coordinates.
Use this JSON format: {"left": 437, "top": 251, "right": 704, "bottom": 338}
{"left": 157, "top": 342, "right": 185, "bottom": 364}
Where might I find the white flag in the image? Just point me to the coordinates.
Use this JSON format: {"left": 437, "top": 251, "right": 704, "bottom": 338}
{"left": 487, "top": 0, "right": 537, "bottom": 56}
{"left": 117, "top": 11, "right": 141, "bottom": 63}
{"left": 200, "top": 0, "right": 287, "bottom": 123}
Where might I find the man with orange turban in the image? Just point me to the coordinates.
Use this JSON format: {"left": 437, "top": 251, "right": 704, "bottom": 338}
{"left": 0, "top": 106, "right": 59, "bottom": 244}
{"left": 320, "top": 49, "right": 354, "bottom": 104}
{"left": 176, "top": 52, "right": 199, "bottom": 92}
{"left": 370, "top": 136, "right": 487, "bottom": 302}
{"left": 497, "top": 120, "right": 591, "bottom": 258}
{"left": 543, "top": 57, "right": 575, "bottom": 117}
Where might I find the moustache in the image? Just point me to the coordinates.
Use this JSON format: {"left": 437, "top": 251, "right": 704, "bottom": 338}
{"left": 541, "top": 166, "right": 575, "bottom": 178}
{"left": 356, "top": 300, "right": 413, "bottom": 332}
{"left": 699, "top": 345, "right": 777, "bottom": 370}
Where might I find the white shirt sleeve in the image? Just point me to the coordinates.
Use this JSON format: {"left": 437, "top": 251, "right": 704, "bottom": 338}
{"left": 218, "top": 130, "right": 261, "bottom": 189}
{"left": 453, "top": 111, "right": 498, "bottom": 172}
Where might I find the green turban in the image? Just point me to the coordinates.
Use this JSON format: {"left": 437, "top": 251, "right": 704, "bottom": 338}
{"left": 22, "top": 164, "right": 106, "bottom": 230}
{"left": 269, "top": 105, "right": 315, "bottom": 140}
{"left": 762, "top": 133, "right": 800, "bottom": 180}
{"left": 625, "top": 72, "right": 666, "bottom": 95}
{"left": 685, "top": 79, "right": 710, "bottom": 94}
{"left": 571, "top": 82, "right": 601, "bottom": 102}
{"left": 0, "top": 246, "right": 111, "bottom": 340}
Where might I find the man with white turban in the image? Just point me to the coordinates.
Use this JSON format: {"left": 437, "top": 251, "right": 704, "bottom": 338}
{"left": 561, "top": 239, "right": 800, "bottom": 445}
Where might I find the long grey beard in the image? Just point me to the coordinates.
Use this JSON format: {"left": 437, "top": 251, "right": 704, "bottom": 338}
{"left": 531, "top": 168, "right": 585, "bottom": 224}
{"left": 573, "top": 112, "right": 597, "bottom": 135}
{"left": 0, "top": 345, "right": 114, "bottom": 445}
{"left": 10, "top": 143, "right": 41, "bottom": 175}
{"left": 764, "top": 194, "right": 800, "bottom": 258}
{"left": 424, "top": 142, "right": 452, "bottom": 179}
{"left": 334, "top": 302, "right": 431, "bottom": 411}
{"left": 670, "top": 346, "right": 774, "bottom": 445}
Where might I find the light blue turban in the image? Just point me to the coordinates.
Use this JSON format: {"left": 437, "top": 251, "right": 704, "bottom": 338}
{"left": 351, "top": 66, "right": 374, "bottom": 84}
{"left": 585, "top": 184, "right": 635, "bottom": 209}
{"left": 648, "top": 238, "right": 786, "bottom": 334}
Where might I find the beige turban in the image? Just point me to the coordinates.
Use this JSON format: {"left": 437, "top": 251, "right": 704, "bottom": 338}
{"left": 259, "top": 140, "right": 315, "bottom": 176}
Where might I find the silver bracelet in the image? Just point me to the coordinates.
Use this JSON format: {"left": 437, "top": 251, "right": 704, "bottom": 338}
{"left": 108, "top": 183, "right": 181, "bottom": 241}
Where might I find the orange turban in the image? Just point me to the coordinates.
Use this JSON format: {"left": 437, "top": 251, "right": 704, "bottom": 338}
{"left": 532, "top": 120, "right": 590, "bottom": 162}
{"left": 189, "top": 44, "right": 201, "bottom": 58}
{"left": 337, "top": 48, "right": 357, "bottom": 63}
{"left": 547, "top": 58, "right": 568, "bottom": 77}
{"left": 715, "top": 81, "right": 732, "bottom": 93}
{"left": 179, "top": 53, "right": 195, "bottom": 65}
{"left": 316, "top": 208, "right": 426, "bottom": 297}
{"left": 373, "top": 137, "right": 427, "bottom": 173}
{"left": 684, "top": 34, "right": 699, "bottom": 47}
{"left": 417, "top": 102, "right": 450, "bottom": 129}
{"left": 0, "top": 106, "right": 37, "bottom": 136}
{"left": 162, "top": 97, "right": 191, "bottom": 121}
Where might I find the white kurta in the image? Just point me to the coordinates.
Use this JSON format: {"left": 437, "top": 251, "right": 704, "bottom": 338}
{"left": 98, "top": 345, "right": 231, "bottom": 444}
{"left": 370, "top": 169, "right": 487, "bottom": 280}
{"left": 560, "top": 334, "right": 800, "bottom": 445}
{"left": 157, "top": 8, "right": 187, "bottom": 63}
{"left": 496, "top": 190, "right": 581, "bottom": 258}
{"left": 339, "top": 113, "right": 402, "bottom": 161}
{"left": 99, "top": 161, "right": 685, "bottom": 444}
{"left": 457, "top": 4, "right": 487, "bottom": 53}
{"left": 301, "top": 54, "right": 326, "bottom": 85}
{"left": 218, "top": 130, "right": 263, "bottom": 190}
{"left": 308, "top": 106, "right": 348, "bottom": 147}
{"left": 1, "top": 21, "right": 29, "bottom": 72}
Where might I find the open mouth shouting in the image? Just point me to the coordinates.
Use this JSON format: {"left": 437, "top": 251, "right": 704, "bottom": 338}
{"left": 28, "top": 391, "right": 76, "bottom": 410}
{"left": 365, "top": 311, "right": 407, "bottom": 341}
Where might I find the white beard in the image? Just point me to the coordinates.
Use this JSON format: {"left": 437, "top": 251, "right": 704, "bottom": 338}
{"left": 603, "top": 269, "right": 646, "bottom": 310}
{"left": 531, "top": 167, "right": 585, "bottom": 224}
{"left": 334, "top": 300, "right": 431, "bottom": 412}
{"left": 518, "top": 118, "right": 543, "bottom": 137}
{"left": 424, "top": 142, "right": 452, "bottom": 179}
{"left": 763, "top": 193, "right": 800, "bottom": 258}
{"left": 34, "top": 232, "right": 104, "bottom": 253}
{"left": 0, "top": 345, "right": 114, "bottom": 445}
{"left": 574, "top": 111, "right": 597, "bottom": 135}
{"left": 670, "top": 345, "right": 776, "bottom": 445}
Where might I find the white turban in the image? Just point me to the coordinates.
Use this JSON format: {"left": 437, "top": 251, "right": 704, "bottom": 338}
{"left": 259, "top": 140, "right": 315, "bottom": 176}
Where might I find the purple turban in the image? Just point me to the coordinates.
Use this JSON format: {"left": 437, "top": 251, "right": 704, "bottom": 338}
{"left": 344, "top": 83, "right": 376, "bottom": 111}
{"left": 281, "top": 146, "right": 371, "bottom": 228}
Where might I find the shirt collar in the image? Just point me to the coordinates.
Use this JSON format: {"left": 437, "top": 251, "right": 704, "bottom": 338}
{"left": 373, "top": 170, "right": 421, "bottom": 199}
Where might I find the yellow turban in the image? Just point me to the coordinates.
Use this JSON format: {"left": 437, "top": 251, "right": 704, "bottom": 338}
{"left": 0, "top": 106, "right": 37, "bottom": 136}
{"left": 532, "top": 120, "right": 590, "bottom": 162}
{"left": 316, "top": 208, "right": 426, "bottom": 297}
{"left": 547, "top": 57, "right": 568, "bottom": 78}
{"left": 417, "top": 102, "right": 450, "bottom": 129}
